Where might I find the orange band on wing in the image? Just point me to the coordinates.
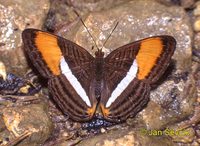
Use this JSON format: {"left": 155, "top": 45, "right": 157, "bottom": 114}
{"left": 35, "top": 32, "right": 62, "bottom": 75}
{"left": 100, "top": 104, "right": 110, "bottom": 117}
{"left": 87, "top": 105, "right": 97, "bottom": 117}
{"left": 136, "top": 38, "right": 163, "bottom": 79}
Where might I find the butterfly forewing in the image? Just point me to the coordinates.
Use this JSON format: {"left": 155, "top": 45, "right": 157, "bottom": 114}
{"left": 22, "top": 29, "right": 97, "bottom": 121}
{"left": 22, "top": 29, "right": 62, "bottom": 77}
{"left": 136, "top": 36, "right": 176, "bottom": 83}
{"left": 100, "top": 36, "right": 176, "bottom": 122}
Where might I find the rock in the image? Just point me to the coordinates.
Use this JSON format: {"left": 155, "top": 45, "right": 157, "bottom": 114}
{"left": 193, "top": 17, "right": 200, "bottom": 32}
{"left": 78, "top": 128, "right": 176, "bottom": 146}
{"left": 0, "top": 61, "right": 6, "bottom": 80}
{"left": 63, "top": 0, "right": 193, "bottom": 71}
{"left": 69, "top": 0, "right": 132, "bottom": 12}
{"left": 193, "top": 1, "right": 200, "bottom": 49}
{"left": 194, "top": 1, "right": 200, "bottom": 16}
{"left": 0, "top": 0, "right": 50, "bottom": 76}
{"left": 1, "top": 97, "right": 53, "bottom": 146}
{"left": 0, "top": 71, "right": 41, "bottom": 95}
{"left": 0, "top": 114, "right": 10, "bottom": 145}
{"left": 0, "top": 115, "right": 6, "bottom": 132}
{"left": 43, "top": 0, "right": 75, "bottom": 32}
{"left": 180, "top": 0, "right": 195, "bottom": 9}
{"left": 193, "top": 1, "right": 200, "bottom": 50}
{"left": 169, "top": 127, "right": 195, "bottom": 143}
{"left": 143, "top": 70, "right": 196, "bottom": 129}
{"left": 156, "top": 0, "right": 180, "bottom": 6}
{"left": 194, "top": 32, "right": 200, "bottom": 50}
{"left": 44, "top": 0, "right": 131, "bottom": 33}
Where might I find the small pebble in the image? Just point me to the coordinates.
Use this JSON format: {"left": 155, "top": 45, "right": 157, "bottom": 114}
{"left": 0, "top": 61, "right": 6, "bottom": 80}
{"left": 193, "top": 18, "right": 200, "bottom": 32}
{"left": 100, "top": 128, "right": 106, "bottom": 133}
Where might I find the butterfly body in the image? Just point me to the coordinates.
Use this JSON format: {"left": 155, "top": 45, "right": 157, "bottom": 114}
{"left": 93, "top": 50, "right": 105, "bottom": 100}
{"left": 22, "top": 29, "right": 176, "bottom": 123}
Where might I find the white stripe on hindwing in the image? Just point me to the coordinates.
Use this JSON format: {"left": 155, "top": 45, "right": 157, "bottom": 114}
{"left": 60, "top": 56, "right": 91, "bottom": 107}
{"left": 106, "top": 60, "right": 138, "bottom": 108}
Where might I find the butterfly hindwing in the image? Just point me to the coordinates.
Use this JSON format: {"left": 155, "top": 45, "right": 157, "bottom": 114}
{"left": 22, "top": 29, "right": 97, "bottom": 121}
{"left": 48, "top": 75, "right": 97, "bottom": 121}
{"left": 100, "top": 36, "right": 176, "bottom": 122}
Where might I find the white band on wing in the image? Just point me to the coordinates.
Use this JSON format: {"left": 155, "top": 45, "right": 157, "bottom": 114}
{"left": 60, "top": 56, "right": 91, "bottom": 107}
{"left": 106, "top": 60, "right": 138, "bottom": 108}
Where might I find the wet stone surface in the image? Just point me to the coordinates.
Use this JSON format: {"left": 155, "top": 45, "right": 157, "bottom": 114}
{"left": 63, "top": 0, "right": 193, "bottom": 71}
{"left": 0, "top": 0, "right": 50, "bottom": 76}
{"left": 0, "top": 72, "right": 41, "bottom": 96}
{"left": 0, "top": 0, "right": 200, "bottom": 146}
{"left": 0, "top": 96, "right": 53, "bottom": 146}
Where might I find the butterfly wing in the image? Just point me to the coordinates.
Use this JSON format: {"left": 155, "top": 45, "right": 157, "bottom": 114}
{"left": 22, "top": 29, "right": 97, "bottom": 121}
{"left": 100, "top": 36, "right": 176, "bottom": 122}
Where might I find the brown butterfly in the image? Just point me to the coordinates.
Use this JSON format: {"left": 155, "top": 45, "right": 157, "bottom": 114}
{"left": 22, "top": 29, "right": 176, "bottom": 123}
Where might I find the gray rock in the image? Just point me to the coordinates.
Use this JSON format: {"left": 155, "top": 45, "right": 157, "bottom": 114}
{"left": 180, "top": 0, "right": 195, "bottom": 9}
{"left": 77, "top": 127, "right": 176, "bottom": 146}
{"left": 70, "top": 0, "right": 132, "bottom": 12}
{"left": 193, "top": 1, "right": 200, "bottom": 50}
{"left": 0, "top": 0, "right": 50, "bottom": 76}
{"left": 64, "top": 0, "right": 192, "bottom": 71}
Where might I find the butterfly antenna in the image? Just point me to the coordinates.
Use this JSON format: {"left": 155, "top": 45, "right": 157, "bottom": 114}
{"left": 100, "top": 21, "right": 119, "bottom": 50}
{"left": 73, "top": 10, "right": 100, "bottom": 50}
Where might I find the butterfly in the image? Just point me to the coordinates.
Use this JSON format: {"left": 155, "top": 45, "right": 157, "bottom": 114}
{"left": 22, "top": 29, "right": 176, "bottom": 123}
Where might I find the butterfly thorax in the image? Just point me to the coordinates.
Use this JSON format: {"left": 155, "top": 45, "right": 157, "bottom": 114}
{"left": 94, "top": 49, "right": 105, "bottom": 76}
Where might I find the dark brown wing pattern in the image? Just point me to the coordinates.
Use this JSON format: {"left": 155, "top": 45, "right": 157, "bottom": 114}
{"left": 22, "top": 29, "right": 61, "bottom": 78}
{"left": 100, "top": 36, "right": 176, "bottom": 122}
{"left": 49, "top": 37, "right": 98, "bottom": 121}
{"left": 23, "top": 29, "right": 176, "bottom": 123}
{"left": 22, "top": 29, "right": 97, "bottom": 122}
